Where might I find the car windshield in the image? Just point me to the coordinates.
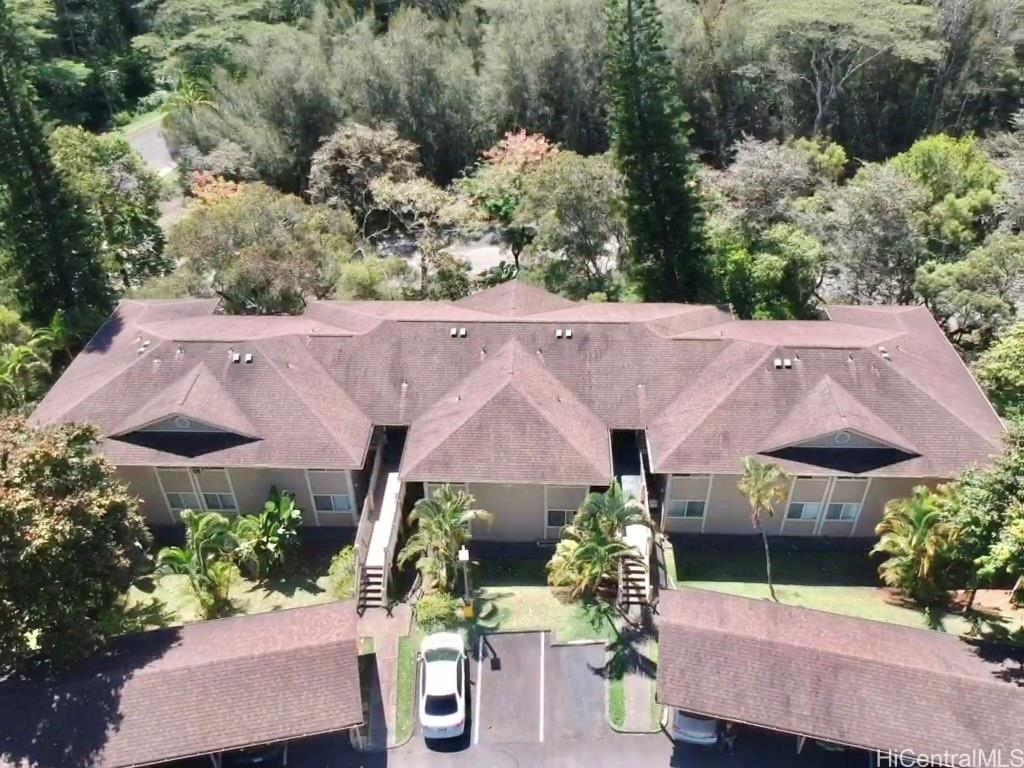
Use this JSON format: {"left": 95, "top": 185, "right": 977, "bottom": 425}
{"left": 424, "top": 648, "right": 461, "bottom": 663}
{"left": 424, "top": 693, "right": 459, "bottom": 716}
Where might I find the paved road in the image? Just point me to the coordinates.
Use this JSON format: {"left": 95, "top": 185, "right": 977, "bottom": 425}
{"left": 127, "top": 119, "right": 175, "bottom": 176}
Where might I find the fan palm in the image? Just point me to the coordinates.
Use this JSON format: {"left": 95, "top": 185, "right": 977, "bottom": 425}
{"left": 738, "top": 457, "right": 790, "bottom": 602}
{"left": 397, "top": 484, "right": 494, "bottom": 594}
{"left": 872, "top": 486, "right": 957, "bottom": 606}
{"left": 156, "top": 510, "right": 239, "bottom": 617}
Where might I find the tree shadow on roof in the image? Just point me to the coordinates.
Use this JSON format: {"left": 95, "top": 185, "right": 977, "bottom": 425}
{"left": 0, "top": 627, "right": 181, "bottom": 768}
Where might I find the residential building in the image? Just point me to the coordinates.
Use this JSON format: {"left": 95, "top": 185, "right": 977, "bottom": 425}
{"left": 32, "top": 280, "right": 1004, "bottom": 542}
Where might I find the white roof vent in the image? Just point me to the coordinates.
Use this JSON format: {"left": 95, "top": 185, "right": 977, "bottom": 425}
{"left": 773, "top": 358, "right": 783, "bottom": 369}
{"left": 783, "top": 358, "right": 792, "bottom": 369}
{"left": 232, "top": 353, "right": 241, "bottom": 363}
{"left": 244, "top": 353, "right": 254, "bottom": 364}
{"left": 565, "top": 328, "right": 573, "bottom": 339}
{"left": 459, "top": 327, "right": 467, "bottom": 338}
{"left": 449, "top": 327, "right": 458, "bottom": 337}
{"left": 555, "top": 329, "right": 563, "bottom": 339}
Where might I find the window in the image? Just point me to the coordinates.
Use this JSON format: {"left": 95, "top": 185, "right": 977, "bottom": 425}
{"left": 826, "top": 502, "right": 860, "bottom": 521}
{"left": 546, "top": 509, "right": 573, "bottom": 529}
{"left": 787, "top": 502, "right": 821, "bottom": 521}
{"left": 165, "top": 491, "right": 199, "bottom": 512}
{"left": 314, "top": 494, "right": 352, "bottom": 513}
{"left": 202, "top": 492, "right": 237, "bottom": 512}
{"left": 667, "top": 500, "right": 706, "bottom": 519}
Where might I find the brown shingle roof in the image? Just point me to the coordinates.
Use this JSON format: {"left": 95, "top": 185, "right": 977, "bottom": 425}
{"left": 0, "top": 601, "right": 362, "bottom": 768}
{"left": 657, "top": 589, "right": 1024, "bottom": 756}
{"left": 32, "top": 281, "right": 1004, "bottom": 481}
{"left": 401, "top": 341, "right": 612, "bottom": 484}
{"left": 760, "top": 376, "right": 919, "bottom": 455}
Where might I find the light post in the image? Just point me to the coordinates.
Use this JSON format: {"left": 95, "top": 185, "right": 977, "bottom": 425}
{"left": 458, "top": 545, "right": 473, "bottom": 619}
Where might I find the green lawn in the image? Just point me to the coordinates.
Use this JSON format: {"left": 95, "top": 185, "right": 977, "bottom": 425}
{"left": 395, "top": 629, "right": 420, "bottom": 745}
{"left": 608, "top": 676, "right": 625, "bottom": 729}
{"left": 677, "top": 548, "right": 1024, "bottom": 640}
{"left": 475, "top": 586, "right": 618, "bottom": 642}
{"left": 121, "top": 572, "right": 337, "bottom": 629}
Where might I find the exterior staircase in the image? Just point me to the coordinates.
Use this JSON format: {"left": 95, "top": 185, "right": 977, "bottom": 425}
{"left": 355, "top": 429, "right": 407, "bottom": 615}
{"left": 358, "top": 564, "right": 386, "bottom": 612}
{"left": 618, "top": 523, "right": 652, "bottom": 609}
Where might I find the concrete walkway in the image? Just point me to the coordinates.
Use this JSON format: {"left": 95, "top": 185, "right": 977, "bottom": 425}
{"left": 353, "top": 605, "right": 413, "bottom": 752}
{"left": 621, "top": 636, "right": 660, "bottom": 732}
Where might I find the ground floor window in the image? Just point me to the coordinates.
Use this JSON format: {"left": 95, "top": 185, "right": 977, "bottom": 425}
{"left": 666, "top": 499, "right": 706, "bottom": 519}
{"left": 157, "top": 467, "right": 236, "bottom": 517}
{"left": 314, "top": 493, "right": 352, "bottom": 513}
{"left": 825, "top": 502, "right": 860, "bottom": 521}
{"left": 545, "top": 509, "right": 574, "bottom": 538}
{"left": 786, "top": 501, "right": 821, "bottom": 521}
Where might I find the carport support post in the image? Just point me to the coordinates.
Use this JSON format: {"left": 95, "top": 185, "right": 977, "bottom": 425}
{"left": 209, "top": 754, "right": 223, "bottom": 768}
{"left": 796, "top": 735, "right": 806, "bottom": 754}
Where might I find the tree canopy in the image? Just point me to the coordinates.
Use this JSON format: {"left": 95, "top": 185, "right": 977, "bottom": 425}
{"left": 0, "top": 417, "right": 151, "bottom": 672}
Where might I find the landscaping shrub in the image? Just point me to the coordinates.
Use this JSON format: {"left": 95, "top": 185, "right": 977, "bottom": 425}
{"left": 414, "top": 592, "right": 462, "bottom": 631}
{"left": 328, "top": 545, "right": 357, "bottom": 599}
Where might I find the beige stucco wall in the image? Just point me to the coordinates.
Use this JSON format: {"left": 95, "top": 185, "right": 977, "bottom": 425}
{"left": 700, "top": 474, "right": 786, "bottom": 536}
{"left": 465, "top": 482, "right": 546, "bottom": 541}
{"left": 116, "top": 466, "right": 172, "bottom": 525}
{"left": 662, "top": 473, "right": 935, "bottom": 538}
{"left": 115, "top": 465, "right": 356, "bottom": 527}
{"left": 852, "top": 477, "right": 934, "bottom": 537}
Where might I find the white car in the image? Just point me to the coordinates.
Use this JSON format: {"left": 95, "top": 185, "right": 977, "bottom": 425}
{"left": 418, "top": 632, "right": 467, "bottom": 739}
{"left": 672, "top": 710, "right": 720, "bottom": 745}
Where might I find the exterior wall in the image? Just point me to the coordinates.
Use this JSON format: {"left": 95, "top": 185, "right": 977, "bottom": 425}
{"left": 663, "top": 475, "right": 711, "bottom": 534}
{"left": 116, "top": 465, "right": 356, "bottom": 528}
{"left": 662, "top": 472, "right": 935, "bottom": 538}
{"left": 117, "top": 466, "right": 173, "bottom": 525}
{"left": 779, "top": 477, "right": 830, "bottom": 537}
{"left": 466, "top": 483, "right": 546, "bottom": 541}
{"left": 701, "top": 474, "right": 785, "bottom": 536}
{"left": 852, "top": 477, "right": 933, "bottom": 538}
{"left": 424, "top": 481, "right": 589, "bottom": 542}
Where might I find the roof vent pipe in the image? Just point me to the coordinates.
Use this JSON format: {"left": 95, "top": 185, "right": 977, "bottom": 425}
{"left": 555, "top": 329, "right": 563, "bottom": 339}
{"left": 459, "top": 327, "right": 467, "bottom": 338}
{"left": 232, "top": 353, "right": 241, "bottom": 363}
{"left": 773, "top": 358, "right": 783, "bottom": 369}
{"left": 565, "top": 329, "right": 573, "bottom": 339}
{"left": 244, "top": 353, "right": 254, "bottom": 363}
{"left": 450, "top": 327, "right": 458, "bottom": 337}
{"left": 783, "top": 358, "right": 792, "bottom": 369}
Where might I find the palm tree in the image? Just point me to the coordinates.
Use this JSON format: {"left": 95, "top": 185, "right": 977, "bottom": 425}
{"left": 546, "top": 482, "right": 650, "bottom": 600}
{"left": 156, "top": 510, "right": 239, "bottom": 617}
{"left": 872, "top": 487, "right": 957, "bottom": 606}
{"left": 574, "top": 481, "right": 650, "bottom": 536}
{"left": 547, "top": 524, "right": 640, "bottom": 600}
{"left": 738, "top": 457, "right": 790, "bottom": 602}
{"left": 397, "top": 484, "right": 494, "bottom": 594}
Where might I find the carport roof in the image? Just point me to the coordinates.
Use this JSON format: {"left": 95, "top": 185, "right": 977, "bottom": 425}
{"left": 657, "top": 588, "right": 1024, "bottom": 759}
{"left": 0, "top": 601, "right": 363, "bottom": 768}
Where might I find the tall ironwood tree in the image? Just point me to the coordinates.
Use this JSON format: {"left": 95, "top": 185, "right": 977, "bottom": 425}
{"left": 604, "top": 0, "right": 707, "bottom": 301}
{"left": 0, "top": 0, "right": 112, "bottom": 336}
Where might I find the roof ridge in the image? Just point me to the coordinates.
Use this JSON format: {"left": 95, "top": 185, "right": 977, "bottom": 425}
{"left": 255, "top": 340, "right": 369, "bottom": 464}
{"left": 651, "top": 342, "right": 776, "bottom": 453}
{"left": 508, "top": 353, "right": 611, "bottom": 479}
{"left": 880, "top": 351, "right": 1003, "bottom": 451}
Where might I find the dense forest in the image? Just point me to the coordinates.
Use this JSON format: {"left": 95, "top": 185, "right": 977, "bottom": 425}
{"left": 2, "top": 0, "right": 1024, "bottom": 412}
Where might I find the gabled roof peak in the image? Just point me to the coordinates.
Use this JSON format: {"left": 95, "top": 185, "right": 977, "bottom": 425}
{"left": 113, "top": 362, "right": 259, "bottom": 439}
{"left": 454, "top": 279, "right": 576, "bottom": 316}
